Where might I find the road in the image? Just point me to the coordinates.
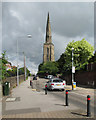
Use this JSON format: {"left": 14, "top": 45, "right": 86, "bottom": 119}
{"left": 32, "top": 77, "right": 95, "bottom": 115}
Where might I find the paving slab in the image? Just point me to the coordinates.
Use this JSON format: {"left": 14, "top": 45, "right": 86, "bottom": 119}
{"left": 2, "top": 109, "right": 94, "bottom": 118}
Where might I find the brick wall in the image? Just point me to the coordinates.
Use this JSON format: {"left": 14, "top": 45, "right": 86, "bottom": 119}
{"left": 3, "top": 75, "right": 24, "bottom": 90}
{"left": 64, "top": 63, "right": 96, "bottom": 88}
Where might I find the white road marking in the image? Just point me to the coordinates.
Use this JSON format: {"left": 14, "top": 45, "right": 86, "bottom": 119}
{"left": 69, "top": 91, "right": 94, "bottom": 98}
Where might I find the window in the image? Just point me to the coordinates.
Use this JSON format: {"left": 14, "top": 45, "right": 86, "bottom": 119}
{"left": 50, "top": 46, "right": 51, "bottom": 60}
{"left": 47, "top": 47, "right": 49, "bottom": 61}
{"left": 53, "top": 79, "right": 63, "bottom": 83}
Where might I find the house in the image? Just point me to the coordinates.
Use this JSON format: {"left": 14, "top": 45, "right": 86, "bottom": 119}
{"left": 6, "top": 62, "right": 12, "bottom": 70}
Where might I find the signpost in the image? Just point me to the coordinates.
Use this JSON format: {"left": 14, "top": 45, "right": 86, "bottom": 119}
{"left": 72, "top": 48, "right": 76, "bottom": 90}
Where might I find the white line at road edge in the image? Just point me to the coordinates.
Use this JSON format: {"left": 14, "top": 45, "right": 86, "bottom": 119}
{"left": 70, "top": 91, "right": 94, "bottom": 98}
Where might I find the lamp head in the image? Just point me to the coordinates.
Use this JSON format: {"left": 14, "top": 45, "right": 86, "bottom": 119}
{"left": 27, "top": 35, "right": 32, "bottom": 38}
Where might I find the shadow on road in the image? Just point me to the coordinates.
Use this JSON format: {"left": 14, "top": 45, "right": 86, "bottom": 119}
{"left": 54, "top": 104, "right": 64, "bottom": 106}
{"left": 71, "top": 112, "right": 87, "bottom": 117}
{"left": 43, "top": 88, "right": 64, "bottom": 92}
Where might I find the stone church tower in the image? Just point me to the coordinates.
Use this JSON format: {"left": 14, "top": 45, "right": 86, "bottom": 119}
{"left": 43, "top": 13, "right": 55, "bottom": 63}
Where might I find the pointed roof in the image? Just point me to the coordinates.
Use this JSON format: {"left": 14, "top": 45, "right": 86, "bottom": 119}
{"left": 46, "top": 12, "right": 52, "bottom": 43}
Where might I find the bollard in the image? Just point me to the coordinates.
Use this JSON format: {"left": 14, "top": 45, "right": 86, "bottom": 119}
{"left": 66, "top": 90, "right": 68, "bottom": 106}
{"left": 87, "top": 95, "right": 91, "bottom": 117}
{"left": 31, "top": 81, "right": 33, "bottom": 89}
{"left": 30, "top": 80, "right": 32, "bottom": 86}
{"left": 45, "top": 85, "right": 47, "bottom": 95}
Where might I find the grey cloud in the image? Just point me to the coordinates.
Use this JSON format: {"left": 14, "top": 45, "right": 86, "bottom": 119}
{"left": 2, "top": 2, "right": 94, "bottom": 72}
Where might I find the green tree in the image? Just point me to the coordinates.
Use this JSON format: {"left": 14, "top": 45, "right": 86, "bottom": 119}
{"left": 58, "top": 38, "right": 94, "bottom": 73}
{"left": 19, "top": 67, "right": 30, "bottom": 77}
{"left": 26, "top": 67, "right": 30, "bottom": 76}
{"left": 0, "top": 51, "right": 9, "bottom": 79}
{"left": 88, "top": 51, "right": 96, "bottom": 63}
{"left": 6, "top": 67, "right": 17, "bottom": 77}
{"left": 2, "top": 51, "right": 8, "bottom": 64}
{"left": 19, "top": 67, "right": 24, "bottom": 75}
{"left": 0, "top": 61, "right": 7, "bottom": 79}
{"left": 38, "top": 61, "right": 59, "bottom": 76}
{"left": 38, "top": 63, "right": 43, "bottom": 71}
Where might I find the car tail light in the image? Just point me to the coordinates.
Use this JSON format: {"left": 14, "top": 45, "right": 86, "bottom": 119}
{"left": 63, "top": 83, "right": 65, "bottom": 85}
{"left": 51, "top": 83, "right": 54, "bottom": 85}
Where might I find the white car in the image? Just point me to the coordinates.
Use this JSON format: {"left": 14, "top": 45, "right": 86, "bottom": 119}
{"left": 47, "top": 75, "right": 53, "bottom": 79}
{"left": 63, "top": 80, "right": 66, "bottom": 87}
{"left": 46, "top": 78, "right": 66, "bottom": 90}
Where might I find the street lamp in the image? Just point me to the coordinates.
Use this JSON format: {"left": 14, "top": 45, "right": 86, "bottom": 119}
{"left": 17, "top": 34, "right": 32, "bottom": 86}
{"left": 72, "top": 47, "right": 75, "bottom": 90}
{"left": 17, "top": 38, "right": 19, "bottom": 86}
{"left": 27, "top": 34, "right": 32, "bottom": 38}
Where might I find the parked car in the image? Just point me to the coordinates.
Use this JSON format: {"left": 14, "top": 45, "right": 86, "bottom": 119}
{"left": 63, "top": 80, "right": 66, "bottom": 87}
{"left": 47, "top": 75, "right": 54, "bottom": 79}
{"left": 33, "top": 76, "right": 37, "bottom": 80}
{"left": 46, "top": 78, "right": 66, "bottom": 90}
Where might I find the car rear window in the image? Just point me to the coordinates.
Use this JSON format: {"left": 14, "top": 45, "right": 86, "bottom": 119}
{"left": 53, "top": 79, "right": 63, "bottom": 83}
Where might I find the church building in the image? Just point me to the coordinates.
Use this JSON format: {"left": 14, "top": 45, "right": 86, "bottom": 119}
{"left": 43, "top": 13, "right": 55, "bottom": 63}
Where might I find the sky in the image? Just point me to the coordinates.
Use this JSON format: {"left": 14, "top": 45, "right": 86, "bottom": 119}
{"left": 2, "top": 2, "right": 94, "bottom": 74}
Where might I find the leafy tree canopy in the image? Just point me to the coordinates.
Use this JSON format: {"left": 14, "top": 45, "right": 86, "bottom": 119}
{"left": 58, "top": 38, "right": 94, "bottom": 73}
{"left": 38, "top": 61, "right": 59, "bottom": 76}
{"left": 2, "top": 51, "right": 8, "bottom": 64}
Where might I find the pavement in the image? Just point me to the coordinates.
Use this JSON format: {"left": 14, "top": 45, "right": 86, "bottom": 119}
{"left": 1, "top": 77, "right": 95, "bottom": 118}
{"left": 0, "top": 83, "right": 2, "bottom": 120}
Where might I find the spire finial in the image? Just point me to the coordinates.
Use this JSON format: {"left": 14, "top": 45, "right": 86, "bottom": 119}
{"left": 46, "top": 12, "right": 52, "bottom": 43}
{"left": 48, "top": 12, "right": 49, "bottom": 18}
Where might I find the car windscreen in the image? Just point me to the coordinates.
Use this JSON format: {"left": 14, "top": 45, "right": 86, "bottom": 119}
{"left": 53, "top": 79, "right": 63, "bottom": 83}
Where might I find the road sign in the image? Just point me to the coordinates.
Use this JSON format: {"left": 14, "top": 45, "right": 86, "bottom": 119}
{"left": 72, "top": 66, "right": 75, "bottom": 73}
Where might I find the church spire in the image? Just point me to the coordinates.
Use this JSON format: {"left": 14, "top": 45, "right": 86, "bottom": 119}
{"left": 43, "top": 12, "right": 55, "bottom": 63}
{"left": 46, "top": 12, "right": 52, "bottom": 43}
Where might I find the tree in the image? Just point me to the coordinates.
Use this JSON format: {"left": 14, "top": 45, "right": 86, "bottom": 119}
{"left": 26, "top": 67, "right": 31, "bottom": 76}
{"left": 0, "top": 61, "right": 7, "bottom": 79}
{"left": 38, "top": 61, "right": 59, "bottom": 76}
{"left": 58, "top": 38, "right": 94, "bottom": 73}
{"left": 0, "top": 51, "right": 9, "bottom": 79}
{"left": 2, "top": 51, "right": 8, "bottom": 64}
{"left": 6, "top": 67, "right": 17, "bottom": 77}
{"left": 57, "top": 53, "right": 66, "bottom": 73}
{"left": 19, "top": 67, "right": 24, "bottom": 75}
{"left": 38, "top": 63, "right": 43, "bottom": 72}
{"left": 19, "top": 67, "right": 30, "bottom": 77}
{"left": 88, "top": 51, "right": 96, "bottom": 63}
{"left": 0, "top": 51, "right": 31, "bottom": 79}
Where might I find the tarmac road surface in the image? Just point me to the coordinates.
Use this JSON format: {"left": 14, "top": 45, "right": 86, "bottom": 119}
{"left": 34, "top": 77, "right": 95, "bottom": 115}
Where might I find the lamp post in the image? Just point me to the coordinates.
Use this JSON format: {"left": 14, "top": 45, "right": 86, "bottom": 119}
{"left": 17, "top": 34, "right": 32, "bottom": 86}
{"left": 72, "top": 47, "right": 74, "bottom": 90}
{"left": 17, "top": 38, "right": 19, "bottom": 86}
